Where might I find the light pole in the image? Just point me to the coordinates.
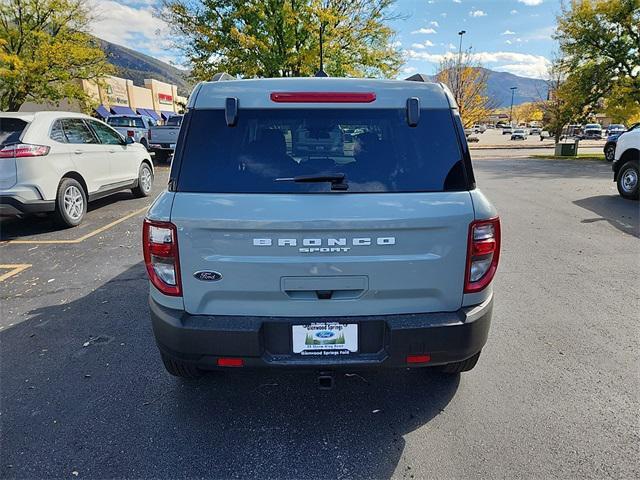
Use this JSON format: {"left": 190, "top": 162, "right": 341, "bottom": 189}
{"left": 456, "top": 30, "right": 466, "bottom": 103}
{"left": 509, "top": 86, "right": 517, "bottom": 126}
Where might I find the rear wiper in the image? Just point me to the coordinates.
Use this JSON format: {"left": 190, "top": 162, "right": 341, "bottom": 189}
{"left": 275, "top": 173, "right": 348, "bottom": 191}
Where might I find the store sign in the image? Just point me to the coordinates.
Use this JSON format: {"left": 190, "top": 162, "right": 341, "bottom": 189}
{"left": 158, "top": 93, "right": 173, "bottom": 105}
{"left": 105, "top": 81, "right": 129, "bottom": 106}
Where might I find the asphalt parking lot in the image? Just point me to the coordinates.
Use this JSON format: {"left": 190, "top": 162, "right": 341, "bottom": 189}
{"left": 1, "top": 156, "right": 638, "bottom": 479}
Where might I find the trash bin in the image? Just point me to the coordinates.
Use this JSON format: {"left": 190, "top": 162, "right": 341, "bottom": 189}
{"left": 555, "top": 141, "right": 578, "bottom": 156}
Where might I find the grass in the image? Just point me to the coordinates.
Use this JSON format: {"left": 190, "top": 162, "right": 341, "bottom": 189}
{"left": 532, "top": 153, "right": 606, "bottom": 161}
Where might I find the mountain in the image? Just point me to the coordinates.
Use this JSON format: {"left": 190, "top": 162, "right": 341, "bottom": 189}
{"left": 97, "top": 39, "right": 192, "bottom": 96}
{"left": 482, "top": 68, "right": 548, "bottom": 107}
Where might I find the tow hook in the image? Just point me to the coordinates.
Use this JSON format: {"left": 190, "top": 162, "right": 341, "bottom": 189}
{"left": 317, "top": 371, "right": 335, "bottom": 390}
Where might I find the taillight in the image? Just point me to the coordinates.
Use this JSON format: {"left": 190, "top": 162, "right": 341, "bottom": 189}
{"left": 0, "top": 143, "right": 50, "bottom": 158}
{"left": 143, "top": 219, "right": 182, "bottom": 296}
{"left": 464, "top": 217, "right": 501, "bottom": 293}
{"left": 127, "top": 130, "right": 135, "bottom": 137}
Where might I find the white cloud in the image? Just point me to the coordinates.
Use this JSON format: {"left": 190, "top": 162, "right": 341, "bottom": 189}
{"left": 505, "top": 40, "right": 512, "bottom": 45}
{"left": 453, "top": 0, "right": 462, "bottom": 3}
{"left": 501, "top": 30, "right": 516, "bottom": 35}
{"left": 430, "top": 21, "right": 440, "bottom": 27}
{"left": 411, "top": 40, "right": 435, "bottom": 49}
{"left": 411, "top": 27, "right": 437, "bottom": 34}
{"left": 518, "top": 0, "right": 543, "bottom": 5}
{"left": 441, "top": 12, "right": 448, "bottom": 17}
{"left": 390, "top": 40, "right": 402, "bottom": 48}
{"left": 406, "top": 49, "right": 551, "bottom": 78}
{"left": 469, "top": 9, "right": 487, "bottom": 17}
{"left": 402, "top": 66, "right": 418, "bottom": 74}
{"left": 510, "top": 9, "right": 518, "bottom": 14}
{"left": 448, "top": 43, "right": 457, "bottom": 50}
{"left": 88, "top": 0, "right": 180, "bottom": 63}
{"left": 427, "top": 0, "right": 435, "bottom": 3}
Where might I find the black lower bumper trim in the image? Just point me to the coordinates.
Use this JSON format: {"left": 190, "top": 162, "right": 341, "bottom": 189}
{"left": 150, "top": 295, "right": 493, "bottom": 369}
{"left": 0, "top": 195, "right": 55, "bottom": 214}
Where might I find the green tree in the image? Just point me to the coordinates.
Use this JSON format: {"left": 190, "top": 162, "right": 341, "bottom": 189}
{"left": 159, "top": 0, "right": 402, "bottom": 80}
{"left": 0, "top": 0, "right": 113, "bottom": 111}
{"left": 541, "top": 57, "right": 575, "bottom": 144}
{"left": 555, "top": 0, "right": 640, "bottom": 123}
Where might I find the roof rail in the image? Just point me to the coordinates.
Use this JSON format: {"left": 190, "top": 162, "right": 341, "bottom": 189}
{"left": 404, "top": 73, "right": 431, "bottom": 83}
{"left": 211, "top": 72, "right": 235, "bottom": 82}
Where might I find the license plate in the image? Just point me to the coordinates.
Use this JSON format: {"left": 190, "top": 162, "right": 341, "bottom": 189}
{"left": 292, "top": 322, "right": 357, "bottom": 355}
{"left": 170, "top": 143, "right": 176, "bottom": 149}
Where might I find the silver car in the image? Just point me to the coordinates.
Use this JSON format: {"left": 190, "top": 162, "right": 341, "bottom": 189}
{"left": 106, "top": 114, "right": 156, "bottom": 150}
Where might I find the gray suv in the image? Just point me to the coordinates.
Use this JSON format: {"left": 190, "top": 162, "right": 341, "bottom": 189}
{"left": 143, "top": 75, "right": 500, "bottom": 381}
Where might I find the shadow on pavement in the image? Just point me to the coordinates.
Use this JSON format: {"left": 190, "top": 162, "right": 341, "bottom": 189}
{"left": 574, "top": 195, "right": 639, "bottom": 238}
{"left": 1, "top": 264, "right": 459, "bottom": 479}
{"left": 475, "top": 157, "right": 610, "bottom": 180}
{"left": 0, "top": 191, "right": 141, "bottom": 241}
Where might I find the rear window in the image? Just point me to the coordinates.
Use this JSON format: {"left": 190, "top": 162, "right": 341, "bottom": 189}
{"left": 166, "top": 116, "right": 182, "bottom": 127}
{"left": 176, "top": 108, "right": 468, "bottom": 193}
{"left": 0, "top": 118, "right": 28, "bottom": 146}
{"left": 107, "top": 116, "right": 144, "bottom": 128}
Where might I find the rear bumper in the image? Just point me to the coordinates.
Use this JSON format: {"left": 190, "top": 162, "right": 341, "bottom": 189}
{"left": 0, "top": 195, "right": 55, "bottom": 215}
{"left": 150, "top": 295, "right": 493, "bottom": 369}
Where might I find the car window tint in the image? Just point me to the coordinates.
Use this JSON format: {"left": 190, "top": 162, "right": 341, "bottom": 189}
{"left": 177, "top": 108, "right": 467, "bottom": 193}
{"left": 166, "top": 116, "right": 182, "bottom": 127}
{"left": 0, "top": 117, "right": 28, "bottom": 146}
{"left": 107, "top": 116, "right": 145, "bottom": 128}
{"left": 89, "top": 120, "right": 123, "bottom": 145}
{"left": 49, "top": 120, "right": 67, "bottom": 143}
{"left": 61, "top": 119, "right": 97, "bottom": 144}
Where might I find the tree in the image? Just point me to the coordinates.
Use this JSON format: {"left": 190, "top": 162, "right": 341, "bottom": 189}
{"left": 555, "top": 0, "right": 640, "bottom": 123}
{"left": 513, "top": 102, "right": 544, "bottom": 125}
{"left": 541, "top": 57, "right": 575, "bottom": 144}
{"left": 158, "top": 0, "right": 403, "bottom": 80}
{"left": 435, "top": 53, "right": 496, "bottom": 128}
{"left": 0, "top": 0, "right": 113, "bottom": 112}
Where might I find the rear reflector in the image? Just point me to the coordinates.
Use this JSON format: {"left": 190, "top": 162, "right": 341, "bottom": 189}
{"left": 407, "top": 354, "right": 431, "bottom": 364}
{"left": 217, "top": 358, "right": 244, "bottom": 367}
{"left": 0, "top": 143, "right": 50, "bottom": 158}
{"left": 270, "top": 92, "right": 376, "bottom": 103}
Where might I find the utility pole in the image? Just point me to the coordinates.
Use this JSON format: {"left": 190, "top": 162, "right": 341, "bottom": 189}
{"left": 509, "top": 86, "right": 518, "bottom": 126}
{"left": 456, "top": 30, "right": 466, "bottom": 104}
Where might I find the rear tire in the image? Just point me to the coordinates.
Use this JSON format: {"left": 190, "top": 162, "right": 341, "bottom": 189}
{"left": 604, "top": 144, "right": 615, "bottom": 162}
{"left": 161, "top": 353, "right": 202, "bottom": 378}
{"left": 616, "top": 160, "right": 639, "bottom": 200}
{"left": 441, "top": 351, "right": 481, "bottom": 374}
{"left": 132, "top": 163, "right": 153, "bottom": 198}
{"left": 53, "top": 178, "right": 87, "bottom": 228}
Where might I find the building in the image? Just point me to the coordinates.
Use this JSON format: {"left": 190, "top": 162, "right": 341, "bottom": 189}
{"left": 20, "top": 75, "right": 188, "bottom": 123}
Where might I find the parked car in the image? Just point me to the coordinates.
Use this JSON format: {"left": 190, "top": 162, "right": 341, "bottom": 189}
{"left": 149, "top": 114, "right": 183, "bottom": 163}
{"left": 0, "top": 111, "right": 154, "bottom": 227}
{"left": 472, "top": 124, "right": 486, "bottom": 133}
{"left": 581, "top": 123, "right": 603, "bottom": 140}
{"left": 144, "top": 75, "right": 500, "bottom": 380}
{"left": 502, "top": 126, "right": 513, "bottom": 135}
{"left": 612, "top": 123, "right": 639, "bottom": 200}
{"left": 606, "top": 124, "right": 626, "bottom": 136}
{"left": 511, "top": 128, "right": 527, "bottom": 140}
{"left": 529, "top": 127, "right": 541, "bottom": 136}
{"left": 106, "top": 114, "right": 156, "bottom": 150}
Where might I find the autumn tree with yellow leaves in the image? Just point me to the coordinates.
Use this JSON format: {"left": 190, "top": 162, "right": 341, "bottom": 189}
{"left": 436, "top": 53, "right": 497, "bottom": 128}
{"left": 159, "top": 0, "right": 403, "bottom": 80}
{"left": 0, "top": 0, "right": 113, "bottom": 111}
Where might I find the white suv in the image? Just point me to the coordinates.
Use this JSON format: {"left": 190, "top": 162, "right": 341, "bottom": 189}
{"left": 0, "top": 111, "right": 154, "bottom": 226}
{"left": 612, "top": 124, "right": 639, "bottom": 200}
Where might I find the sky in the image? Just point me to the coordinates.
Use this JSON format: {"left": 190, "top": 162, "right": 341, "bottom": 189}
{"left": 88, "top": 0, "right": 561, "bottom": 79}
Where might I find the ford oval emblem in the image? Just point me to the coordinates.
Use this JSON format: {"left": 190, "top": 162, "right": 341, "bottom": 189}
{"left": 193, "top": 271, "right": 223, "bottom": 282}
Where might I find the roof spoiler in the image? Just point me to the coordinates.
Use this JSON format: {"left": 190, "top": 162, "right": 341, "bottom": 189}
{"left": 211, "top": 72, "right": 235, "bottom": 82}
{"left": 404, "top": 73, "right": 431, "bottom": 82}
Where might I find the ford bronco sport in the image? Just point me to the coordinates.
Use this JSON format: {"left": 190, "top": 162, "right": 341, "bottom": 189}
{"left": 143, "top": 75, "right": 500, "bottom": 379}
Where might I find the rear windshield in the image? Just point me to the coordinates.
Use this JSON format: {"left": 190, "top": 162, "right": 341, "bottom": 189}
{"left": 0, "top": 118, "right": 28, "bottom": 146}
{"left": 176, "top": 108, "right": 468, "bottom": 193}
{"left": 166, "top": 116, "right": 182, "bottom": 127}
{"left": 107, "top": 116, "right": 144, "bottom": 128}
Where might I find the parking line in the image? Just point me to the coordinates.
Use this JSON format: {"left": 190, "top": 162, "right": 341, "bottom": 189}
{"left": 3, "top": 206, "right": 149, "bottom": 245}
{"left": 0, "top": 264, "right": 32, "bottom": 282}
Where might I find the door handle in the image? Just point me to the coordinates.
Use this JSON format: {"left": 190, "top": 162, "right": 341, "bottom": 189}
{"left": 74, "top": 150, "right": 83, "bottom": 155}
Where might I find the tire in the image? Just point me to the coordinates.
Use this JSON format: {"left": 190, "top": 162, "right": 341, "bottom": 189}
{"left": 604, "top": 144, "right": 616, "bottom": 162}
{"left": 616, "top": 161, "right": 639, "bottom": 200}
{"left": 53, "top": 178, "right": 87, "bottom": 228}
{"left": 441, "top": 351, "right": 481, "bottom": 374}
{"left": 161, "top": 352, "right": 202, "bottom": 378}
{"left": 132, "top": 163, "right": 153, "bottom": 198}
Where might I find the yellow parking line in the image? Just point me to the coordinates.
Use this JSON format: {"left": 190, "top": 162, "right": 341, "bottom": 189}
{"left": 0, "top": 264, "right": 32, "bottom": 282}
{"left": 3, "top": 206, "right": 148, "bottom": 245}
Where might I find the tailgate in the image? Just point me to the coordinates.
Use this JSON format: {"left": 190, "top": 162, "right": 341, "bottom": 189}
{"left": 172, "top": 192, "right": 473, "bottom": 317}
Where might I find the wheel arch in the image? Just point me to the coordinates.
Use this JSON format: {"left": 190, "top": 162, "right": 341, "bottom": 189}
{"left": 614, "top": 149, "right": 639, "bottom": 177}
{"left": 59, "top": 171, "right": 89, "bottom": 197}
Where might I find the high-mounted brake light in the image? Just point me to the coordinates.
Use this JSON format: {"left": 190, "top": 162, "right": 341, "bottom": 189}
{"left": 270, "top": 92, "right": 376, "bottom": 103}
{"left": 464, "top": 217, "right": 501, "bottom": 293}
{"left": 0, "top": 143, "right": 50, "bottom": 158}
{"left": 143, "top": 219, "right": 182, "bottom": 296}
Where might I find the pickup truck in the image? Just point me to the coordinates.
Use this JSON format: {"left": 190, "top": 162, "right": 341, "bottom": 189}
{"left": 106, "top": 114, "right": 156, "bottom": 150}
{"left": 149, "top": 115, "right": 183, "bottom": 163}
